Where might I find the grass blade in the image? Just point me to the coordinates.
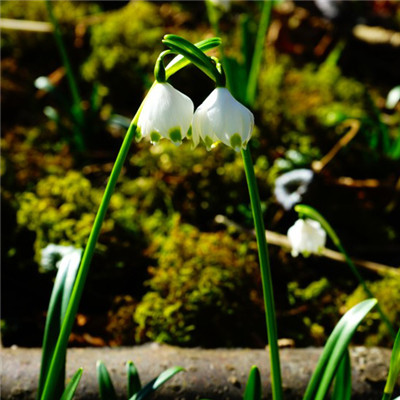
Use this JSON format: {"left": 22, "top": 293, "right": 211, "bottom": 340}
{"left": 96, "top": 361, "right": 117, "bottom": 400}
{"left": 244, "top": 366, "right": 262, "bottom": 400}
{"left": 303, "top": 298, "right": 377, "bottom": 400}
{"left": 37, "top": 250, "right": 82, "bottom": 400}
{"left": 245, "top": 0, "right": 273, "bottom": 106}
{"left": 60, "top": 368, "right": 83, "bottom": 400}
{"left": 60, "top": 250, "right": 83, "bottom": 323}
{"left": 129, "top": 366, "right": 184, "bottom": 400}
{"left": 127, "top": 361, "right": 142, "bottom": 397}
{"left": 332, "top": 349, "right": 351, "bottom": 400}
{"left": 383, "top": 328, "right": 400, "bottom": 400}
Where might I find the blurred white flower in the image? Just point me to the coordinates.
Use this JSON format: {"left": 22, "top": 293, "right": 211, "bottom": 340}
{"left": 287, "top": 219, "right": 326, "bottom": 257}
{"left": 41, "top": 244, "right": 82, "bottom": 271}
{"left": 209, "top": 0, "right": 231, "bottom": 11}
{"left": 192, "top": 87, "right": 254, "bottom": 151}
{"left": 274, "top": 169, "right": 314, "bottom": 210}
{"left": 137, "top": 82, "right": 194, "bottom": 145}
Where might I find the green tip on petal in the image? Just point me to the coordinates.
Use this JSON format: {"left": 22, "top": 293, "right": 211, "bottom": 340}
{"left": 229, "top": 133, "right": 242, "bottom": 151}
{"left": 203, "top": 136, "right": 214, "bottom": 151}
{"left": 135, "top": 126, "right": 142, "bottom": 142}
{"left": 150, "top": 131, "right": 161, "bottom": 144}
{"left": 187, "top": 126, "right": 192, "bottom": 138}
{"left": 169, "top": 127, "right": 182, "bottom": 144}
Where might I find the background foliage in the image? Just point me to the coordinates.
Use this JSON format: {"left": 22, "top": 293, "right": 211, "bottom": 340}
{"left": 1, "top": 0, "right": 399, "bottom": 348}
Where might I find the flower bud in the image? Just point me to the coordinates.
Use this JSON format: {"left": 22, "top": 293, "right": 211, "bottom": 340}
{"left": 287, "top": 218, "right": 326, "bottom": 257}
{"left": 192, "top": 88, "right": 254, "bottom": 151}
{"left": 137, "top": 82, "right": 194, "bottom": 145}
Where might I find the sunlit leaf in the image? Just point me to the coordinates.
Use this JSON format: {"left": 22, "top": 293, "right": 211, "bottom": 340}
{"left": 127, "top": 361, "right": 142, "bottom": 397}
{"left": 129, "top": 366, "right": 184, "bottom": 400}
{"left": 303, "top": 299, "right": 377, "bottom": 400}
{"left": 244, "top": 366, "right": 262, "bottom": 400}
{"left": 96, "top": 361, "right": 117, "bottom": 400}
{"left": 60, "top": 368, "right": 83, "bottom": 400}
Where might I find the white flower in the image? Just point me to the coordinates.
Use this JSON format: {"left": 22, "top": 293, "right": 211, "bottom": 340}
{"left": 274, "top": 169, "right": 314, "bottom": 211}
{"left": 287, "top": 219, "right": 326, "bottom": 257}
{"left": 41, "top": 244, "right": 82, "bottom": 271}
{"left": 137, "top": 82, "right": 194, "bottom": 145}
{"left": 192, "top": 87, "right": 254, "bottom": 151}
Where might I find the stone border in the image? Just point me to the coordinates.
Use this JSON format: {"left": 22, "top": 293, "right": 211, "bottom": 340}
{"left": 1, "top": 344, "right": 399, "bottom": 399}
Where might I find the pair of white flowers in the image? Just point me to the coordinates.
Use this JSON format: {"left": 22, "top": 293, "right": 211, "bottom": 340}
{"left": 137, "top": 82, "right": 254, "bottom": 152}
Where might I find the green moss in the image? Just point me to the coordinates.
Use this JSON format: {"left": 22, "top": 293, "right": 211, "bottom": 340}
{"left": 345, "top": 274, "right": 400, "bottom": 346}
{"left": 133, "top": 215, "right": 263, "bottom": 346}
{"left": 81, "top": 2, "right": 163, "bottom": 83}
{"left": 16, "top": 170, "right": 141, "bottom": 267}
{"left": 1, "top": 1, "right": 100, "bottom": 58}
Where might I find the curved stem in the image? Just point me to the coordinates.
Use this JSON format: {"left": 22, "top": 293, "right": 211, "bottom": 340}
{"left": 337, "top": 243, "right": 396, "bottom": 339}
{"left": 295, "top": 204, "right": 396, "bottom": 339}
{"left": 41, "top": 115, "right": 139, "bottom": 400}
{"left": 242, "top": 146, "right": 283, "bottom": 400}
{"left": 39, "top": 38, "right": 222, "bottom": 400}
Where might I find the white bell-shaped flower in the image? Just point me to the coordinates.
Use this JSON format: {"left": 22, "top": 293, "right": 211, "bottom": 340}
{"left": 192, "top": 87, "right": 254, "bottom": 151}
{"left": 137, "top": 82, "right": 194, "bottom": 145}
{"left": 287, "top": 218, "right": 326, "bottom": 257}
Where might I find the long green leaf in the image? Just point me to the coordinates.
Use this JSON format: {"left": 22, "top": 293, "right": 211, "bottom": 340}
{"left": 129, "top": 366, "right": 184, "bottom": 400}
{"left": 332, "top": 349, "right": 351, "bottom": 400}
{"left": 127, "top": 361, "right": 142, "bottom": 397}
{"left": 244, "top": 366, "right": 262, "bottom": 400}
{"left": 60, "top": 368, "right": 83, "bottom": 400}
{"left": 303, "top": 299, "right": 377, "bottom": 400}
{"left": 383, "top": 328, "right": 400, "bottom": 400}
{"left": 96, "top": 361, "right": 117, "bottom": 400}
{"left": 37, "top": 250, "right": 82, "bottom": 400}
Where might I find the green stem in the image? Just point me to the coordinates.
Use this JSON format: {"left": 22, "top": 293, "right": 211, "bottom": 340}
{"left": 45, "top": 0, "right": 85, "bottom": 151}
{"left": 40, "top": 114, "right": 140, "bottom": 400}
{"left": 382, "top": 393, "right": 392, "bottom": 400}
{"left": 245, "top": 0, "right": 273, "bottom": 106}
{"left": 295, "top": 204, "right": 396, "bottom": 339}
{"left": 242, "top": 146, "right": 283, "bottom": 400}
{"left": 338, "top": 243, "right": 396, "bottom": 339}
{"left": 39, "top": 37, "right": 224, "bottom": 400}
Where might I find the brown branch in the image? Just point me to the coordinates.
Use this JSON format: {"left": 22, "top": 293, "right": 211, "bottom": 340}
{"left": 215, "top": 214, "right": 399, "bottom": 277}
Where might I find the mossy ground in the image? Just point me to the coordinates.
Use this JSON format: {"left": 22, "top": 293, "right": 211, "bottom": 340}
{"left": 1, "top": 1, "right": 399, "bottom": 348}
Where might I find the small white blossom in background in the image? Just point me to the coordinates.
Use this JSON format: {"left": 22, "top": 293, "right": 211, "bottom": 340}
{"left": 274, "top": 169, "right": 314, "bottom": 211}
{"left": 208, "top": 0, "right": 231, "bottom": 11}
{"left": 192, "top": 87, "right": 254, "bottom": 151}
{"left": 137, "top": 82, "right": 194, "bottom": 146}
{"left": 41, "top": 244, "right": 82, "bottom": 271}
{"left": 287, "top": 218, "right": 326, "bottom": 257}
